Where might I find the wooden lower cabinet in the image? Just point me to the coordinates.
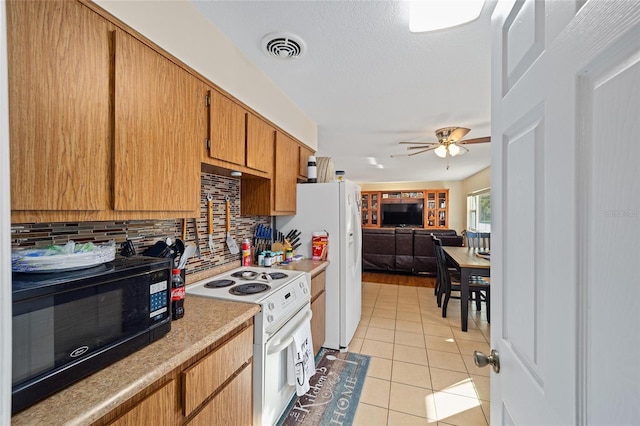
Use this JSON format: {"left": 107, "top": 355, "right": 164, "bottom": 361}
{"left": 110, "top": 380, "right": 177, "bottom": 426}
{"left": 310, "top": 270, "right": 327, "bottom": 354}
{"left": 188, "top": 365, "right": 252, "bottom": 426}
{"left": 182, "top": 326, "right": 253, "bottom": 417}
{"left": 105, "top": 324, "right": 253, "bottom": 426}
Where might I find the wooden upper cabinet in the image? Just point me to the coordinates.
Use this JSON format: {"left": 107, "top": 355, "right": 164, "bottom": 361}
{"left": 273, "top": 132, "right": 298, "bottom": 214}
{"left": 240, "top": 130, "right": 298, "bottom": 216}
{"left": 298, "top": 144, "right": 314, "bottom": 179}
{"left": 7, "top": 0, "right": 112, "bottom": 212}
{"left": 114, "top": 29, "right": 204, "bottom": 213}
{"left": 246, "top": 113, "right": 275, "bottom": 175}
{"left": 207, "top": 89, "right": 247, "bottom": 166}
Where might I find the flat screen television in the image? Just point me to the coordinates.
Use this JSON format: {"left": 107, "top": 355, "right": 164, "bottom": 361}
{"left": 381, "top": 201, "right": 424, "bottom": 227}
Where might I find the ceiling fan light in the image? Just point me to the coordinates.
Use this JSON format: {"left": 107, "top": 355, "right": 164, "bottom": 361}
{"left": 409, "top": 0, "right": 485, "bottom": 33}
{"left": 434, "top": 145, "right": 447, "bottom": 158}
{"left": 449, "top": 144, "right": 461, "bottom": 156}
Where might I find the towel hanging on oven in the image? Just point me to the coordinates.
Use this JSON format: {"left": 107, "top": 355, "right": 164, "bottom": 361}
{"left": 287, "top": 319, "right": 315, "bottom": 396}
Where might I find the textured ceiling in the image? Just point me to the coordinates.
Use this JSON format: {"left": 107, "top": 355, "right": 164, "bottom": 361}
{"left": 192, "top": 0, "right": 496, "bottom": 183}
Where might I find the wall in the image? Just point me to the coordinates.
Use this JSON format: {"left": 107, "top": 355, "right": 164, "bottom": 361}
{"left": 11, "top": 173, "right": 270, "bottom": 281}
{"left": 463, "top": 167, "right": 491, "bottom": 195}
{"left": 93, "top": 0, "right": 317, "bottom": 150}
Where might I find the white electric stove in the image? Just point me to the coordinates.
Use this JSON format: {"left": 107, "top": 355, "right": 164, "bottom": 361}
{"left": 186, "top": 266, "right": 312, "bottom": 426}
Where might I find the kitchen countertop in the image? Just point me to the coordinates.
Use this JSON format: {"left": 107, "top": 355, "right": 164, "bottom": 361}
{"left": 11, "top": 296, "right": 260, "bottom": 426}
{"left": 271, "top": 258, "right": 329, "bottom": 276}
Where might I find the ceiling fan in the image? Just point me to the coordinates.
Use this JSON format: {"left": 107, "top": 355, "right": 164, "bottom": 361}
{"left": 392, "top": 126, "right": 490, "bottom": 161}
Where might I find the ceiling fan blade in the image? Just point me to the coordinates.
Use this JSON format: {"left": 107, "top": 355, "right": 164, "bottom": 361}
{"left": 399, "top": 141, "right": 437, "bottom": 145}
{"left": 407, "top": 144, "right": 438, "bottom": 150}
{"left": 456, "top": 145, "right": 470, "bottom": 155}
{"left": 448, "top": 127, "right": 471, "bottom": 142}
{"left": 459, "top": 136, "right": 491, "bottom": 145}
{"left": 408, "top": 147, "right": 437, "bottom": 156}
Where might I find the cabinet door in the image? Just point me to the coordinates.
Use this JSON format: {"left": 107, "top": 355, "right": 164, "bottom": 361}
{"left": 298, "top": 144, "right": 314, "bottom": 179}
{"left": 246, "top": 113, "right": 274, "bottom": 174}
{"left": 310, "top": 270, "right": 327, "bottom": 355}
{"left": 8, "top": 0, "right": 111, "bottom": 211}
{"left": 273, "top": 132, "right": 298, "bottom": 214}
{"left": 208, "top": 89, "right": 246, "bottom": 166}
{"left": 114, "top": 29, "right": 203, "bottom": 212}
{"left": 361, "top": 192, "right": 380, "bottom": 227}
{"left": 370, "top": 193, "right": 379, "bottom": 226}
{"left": 111, "top": 380, "right": 177, "bottom": 426}
{"left": 182, "top": 326, "right": 253, "bottom": 417}
{"left": 437, "top": 190, "right": 448, "bottom": 228}
{"left": 188, "top": 365, "right": 252, "bottom": 426}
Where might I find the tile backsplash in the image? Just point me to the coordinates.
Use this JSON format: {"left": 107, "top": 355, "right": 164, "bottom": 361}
{"left": 11, "top": 172, "right": 271, "bottom": 278}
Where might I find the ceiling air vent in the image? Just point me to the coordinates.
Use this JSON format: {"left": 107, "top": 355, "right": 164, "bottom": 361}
{"left": 261, "top": 32, "right": 305, "bottom": 59}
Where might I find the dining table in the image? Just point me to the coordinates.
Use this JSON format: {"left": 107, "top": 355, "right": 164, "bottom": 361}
{"left": 442, "top": 246, "right": 491, "bottom": 332}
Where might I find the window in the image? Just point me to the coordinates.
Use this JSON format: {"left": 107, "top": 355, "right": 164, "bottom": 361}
{"left": 467, "top": 188, "right": 491, "bottom": 232}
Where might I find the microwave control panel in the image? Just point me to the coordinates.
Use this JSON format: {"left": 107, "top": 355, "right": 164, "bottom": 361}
{"left": 149, "top": 278, "right": 169, "bottom": 319}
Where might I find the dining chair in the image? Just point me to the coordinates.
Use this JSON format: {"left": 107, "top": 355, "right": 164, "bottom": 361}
{"left": 464, "top": 230, "right": 491, "bottom": 251}
{"left": 431, "top": 234, "right": 459, "bottom": 307}
{"left": 434, "top": 237, "right": 491, "bottom": 323}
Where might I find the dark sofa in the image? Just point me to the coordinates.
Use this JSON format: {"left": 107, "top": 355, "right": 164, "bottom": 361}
{"left": 362, "top": 228, "right": 463, "bottom": 275}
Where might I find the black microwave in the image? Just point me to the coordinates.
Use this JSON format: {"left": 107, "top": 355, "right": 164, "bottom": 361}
{"left": 11, "top": 256, "right": 172, "bottom": 414}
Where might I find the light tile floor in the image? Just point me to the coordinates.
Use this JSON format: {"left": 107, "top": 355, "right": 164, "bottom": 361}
{"left": 351, "top": 282, "right": 491, "bottom": 426}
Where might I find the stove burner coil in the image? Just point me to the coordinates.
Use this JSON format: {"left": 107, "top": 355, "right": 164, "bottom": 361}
{"left": 231, "top": 270, "right": 258, "bottom": 279}
{"left": 204, "top": 279, "right": 235, "bottom": 288}
{"left": 229, "top": 283, "right": 271, "bottom": 295}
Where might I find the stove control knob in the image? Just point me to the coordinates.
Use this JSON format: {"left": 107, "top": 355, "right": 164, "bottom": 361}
{"left": 267, "top": 314, "right": 274, "bottom": 323}
{"left": 302, "top": 286, "right": 309, "bottom": 295}
{"left": 267, "top": 302, "right": 275, "bottom": 311}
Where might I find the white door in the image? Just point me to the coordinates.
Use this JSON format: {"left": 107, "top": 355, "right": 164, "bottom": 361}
{"left": 491, "top": 1, "right": 640, "bottom": 424}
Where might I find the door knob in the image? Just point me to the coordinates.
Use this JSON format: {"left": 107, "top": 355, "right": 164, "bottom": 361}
{"left": 473, "top": 349, "right": 500, "bottom": 373}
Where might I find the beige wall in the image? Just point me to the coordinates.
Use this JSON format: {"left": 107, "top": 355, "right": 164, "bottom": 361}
{"left": 95, "top": 0, "right": 318, "bottom": 150}
{"left": 358, "top": 166, "right": 491, "bottom": 234}
{"left": 460, "top": 166, "right": 491, "bottom": 230}
{"left": 463, "top": 166, "right": 491, "bottom": 195}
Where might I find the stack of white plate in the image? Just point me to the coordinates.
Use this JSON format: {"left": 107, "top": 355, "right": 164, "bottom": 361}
{"left": 12, "top": 241, "right": 116, "bottom": 273}
{"left": 316, "top": 157, "right": 335, "bottom": 183}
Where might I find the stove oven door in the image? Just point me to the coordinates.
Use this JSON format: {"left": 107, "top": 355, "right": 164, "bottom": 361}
{"left": 258, "top": 303, "right": 312, "bottom": 426}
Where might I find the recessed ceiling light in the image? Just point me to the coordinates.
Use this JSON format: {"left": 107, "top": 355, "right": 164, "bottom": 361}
{"left": 409, "top": 0, "right": 485, "bottom": 33}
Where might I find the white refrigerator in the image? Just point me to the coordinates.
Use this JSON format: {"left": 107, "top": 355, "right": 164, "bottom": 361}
{"left": 276, "top": 180, "right": 362, "bottom": 351}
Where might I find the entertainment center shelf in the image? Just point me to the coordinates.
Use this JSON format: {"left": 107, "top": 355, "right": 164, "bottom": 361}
{"left": 361, "top": 189, "right": 449, "bottom": 229}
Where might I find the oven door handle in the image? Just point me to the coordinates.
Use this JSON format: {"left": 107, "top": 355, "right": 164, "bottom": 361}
{"left": 266, "top": 309, "right": 313, "bottom": 355}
